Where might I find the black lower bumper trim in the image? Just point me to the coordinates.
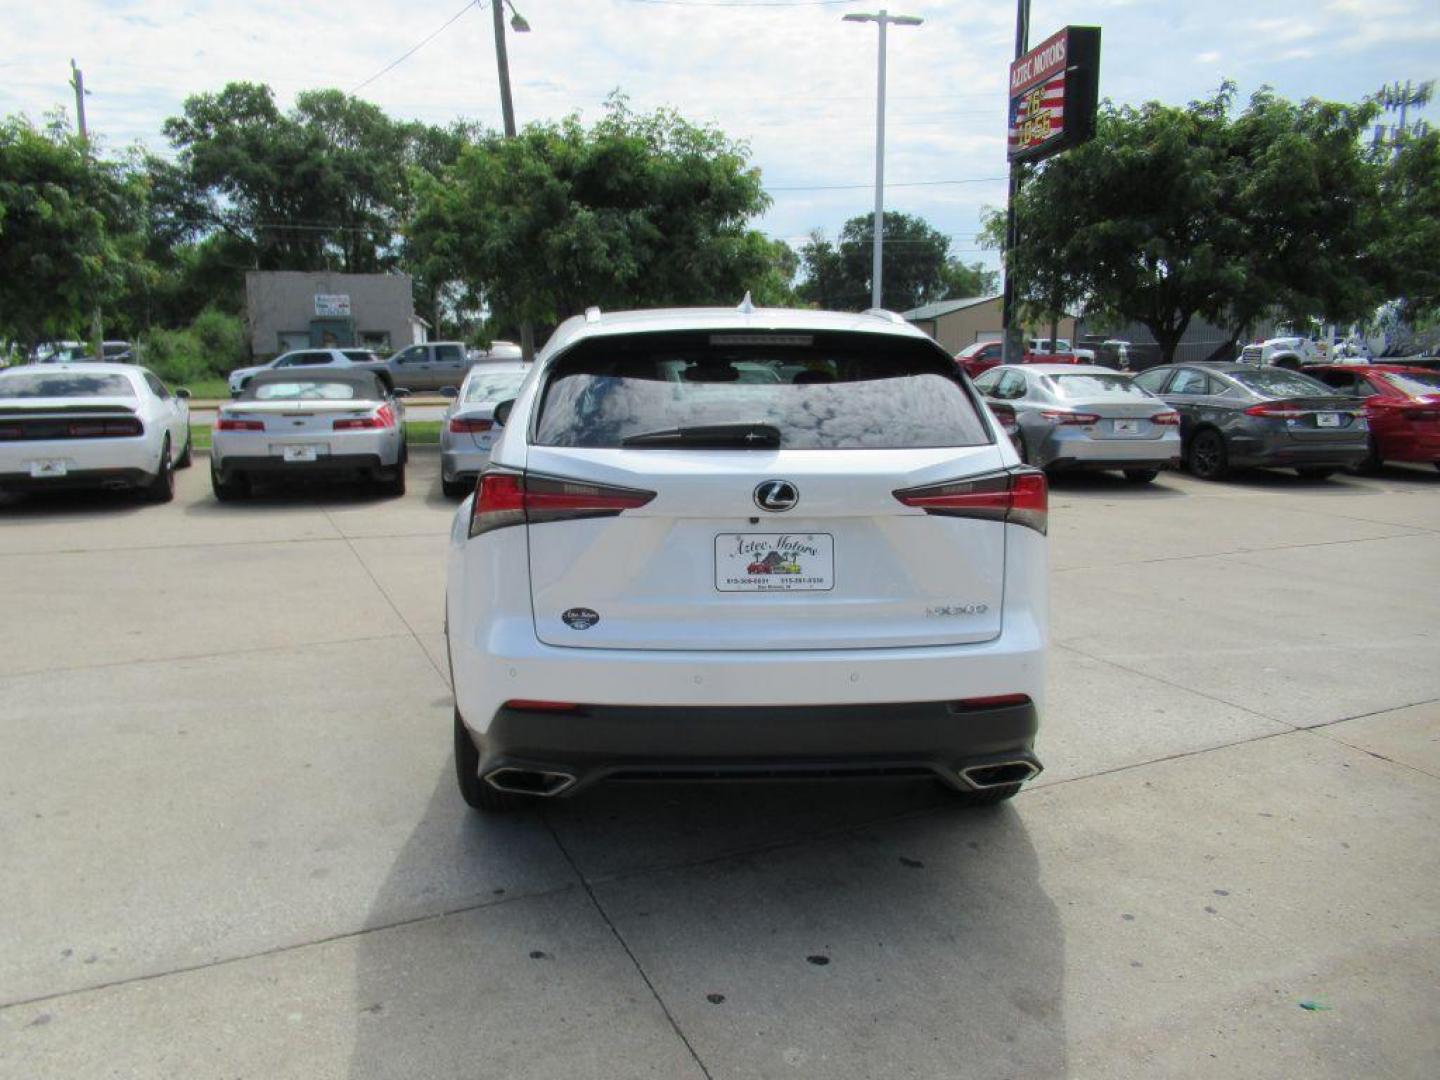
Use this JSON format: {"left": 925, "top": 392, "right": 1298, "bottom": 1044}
{"left": 0, "top": 467, "right": 150, "bottom": 492}
{"left": 215, "top": 453, "right": 387, "bottom": 480}
{"left": 464, "top": 699, "right": 1041, "bottom": 797}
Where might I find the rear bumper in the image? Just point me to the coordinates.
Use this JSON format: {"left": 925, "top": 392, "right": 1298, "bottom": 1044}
{"left": 1228, "top": 436, "right": 1369, "bottom": 468}
{"left": 441, "top": 446, "right": 492, "bottom": 482}
{"left": 0, "top": 466, "right": 152, "bottom": 492}
{"left": 461, "top": 698, "right": 1041, "bottom": 797}
{"left": 213, "top": 453, "right": 387, "bottom": 478}
{"left": 1039, "top": 429, "right": 1181, "bottom": 470}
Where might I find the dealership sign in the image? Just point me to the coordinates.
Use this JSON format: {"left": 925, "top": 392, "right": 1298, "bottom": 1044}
{"left": 1007, "top": 26, "right": 1101, "bottom": 164}
{"left": 314, "top": 294, "right": 351, "bottom": 317}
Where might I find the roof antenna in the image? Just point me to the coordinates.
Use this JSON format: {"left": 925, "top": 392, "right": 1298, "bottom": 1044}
{"left": 737, "top": 291, "right": 756, "bottom": 314}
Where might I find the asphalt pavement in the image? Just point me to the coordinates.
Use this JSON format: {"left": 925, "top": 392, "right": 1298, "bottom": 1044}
{"left": 1, "top": 453, "right": 1437, "bottom": 1078}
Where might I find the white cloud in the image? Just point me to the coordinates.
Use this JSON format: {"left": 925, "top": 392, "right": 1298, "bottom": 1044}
{"left": 0, "top": 0, "right": 1429, "bottom": 267}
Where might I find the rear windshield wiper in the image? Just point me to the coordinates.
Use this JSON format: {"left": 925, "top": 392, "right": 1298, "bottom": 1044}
{"left": 620, "top": 422, "right": 782, "bottom": 448}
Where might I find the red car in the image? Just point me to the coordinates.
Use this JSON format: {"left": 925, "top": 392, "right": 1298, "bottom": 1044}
{"left": 1306, "top": 365, "right": 1440, "bottom": 470}
{"left": 955, "top": 341, "right": 1080, "bottom": 380}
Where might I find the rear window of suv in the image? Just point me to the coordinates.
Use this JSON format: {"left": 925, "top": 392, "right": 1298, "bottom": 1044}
{"left": 533, "top": 331, "right": 990, "bottom": 450}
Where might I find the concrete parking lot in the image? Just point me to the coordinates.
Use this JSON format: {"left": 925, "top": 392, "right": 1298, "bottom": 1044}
{"left": 1, "top": 451, "right": 1437, "bottom": 1079}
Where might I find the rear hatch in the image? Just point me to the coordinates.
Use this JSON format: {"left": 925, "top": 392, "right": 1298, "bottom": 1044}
{"left": 520, "top": 329, "right": 1012, "bottom": 651}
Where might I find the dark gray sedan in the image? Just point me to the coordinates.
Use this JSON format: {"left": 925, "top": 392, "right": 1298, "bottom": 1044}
{"left": 1132, "top": 364, "right": 1369, "bottom": 480}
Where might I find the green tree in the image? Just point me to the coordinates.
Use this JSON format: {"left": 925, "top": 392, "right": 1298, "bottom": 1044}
{"left": 1002, "top": 86, "right": 1385, "bottom": 363}
{"left": 0, "top": 115, "right": 147, "bottom": 348}
{"left": 797, "top": 212, "right": 988, "bottom": 311}
{"left": 1374, "top": 128, "right": 1440, "bottom": 324}
{"left": 410, "top": 99, "right": 776, "bottom": 332}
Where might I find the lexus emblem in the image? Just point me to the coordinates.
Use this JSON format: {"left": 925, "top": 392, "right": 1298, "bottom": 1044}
{"left": 754, "top": 480, "right": 799, "bottom": 513}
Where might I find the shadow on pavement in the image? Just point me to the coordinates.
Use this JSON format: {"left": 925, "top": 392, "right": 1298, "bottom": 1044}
{"left": 347, "top": 772, "right": 1066, "bottom": 1079}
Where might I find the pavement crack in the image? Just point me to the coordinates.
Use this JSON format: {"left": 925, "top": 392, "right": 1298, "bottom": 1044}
{"left": 543, "top": 817, "right": 717, "bottom": 1080}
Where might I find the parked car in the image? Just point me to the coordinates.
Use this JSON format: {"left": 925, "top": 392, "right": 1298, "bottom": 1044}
{"left": 31, "top": 341, "right": 85, "bottom": 364}
{"left": 468, "top": 341, "right": 524, "bottom": 364}
{"left": 439, "top": 363, "right": 530, "bottom": 497}
{"left": 954, "top": 340, "right": 1081, "bottom": 379}
{"left": 447, "top": 303, "right": 1048, "bottom": 811}
{"left": 210, "top": 369, "right": 407, "bottom": 499}
{"left": 1132, "top": 363, "right": 1368, "bottom": 480}
{"left": 0, "top": 363, "right": 191, "bottom": 502}
{"left": 379, "top": 341, "right": 472, "bottom": 392}
{"left": 973, "top": 364, "right": 1181, "bottom": 482}
{"left": 1028, "top": 337, "right": 1091, "bottom": 363}
{"left": 228, "top": 348, "right": 370, "bottom": 397}
{"left": 1306, "top": 364, "right": 1440, "bottom": 471}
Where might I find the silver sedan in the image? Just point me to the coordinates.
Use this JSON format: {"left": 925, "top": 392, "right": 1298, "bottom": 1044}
{"left": 440, "top": 363, "right": 530, "bottom": 497}
{"left": 973, "top": 364, "right": 1182, "bottom": 482}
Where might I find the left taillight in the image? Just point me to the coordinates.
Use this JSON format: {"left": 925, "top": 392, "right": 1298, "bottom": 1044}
{"left": 468, "top": 470, "right": 657, "bottom": 539}
{"left": 893, "top": 469, "right": 1048, "bottom": 535}
{"left": 334, "top": 404, "right": 396, "bottom": 430}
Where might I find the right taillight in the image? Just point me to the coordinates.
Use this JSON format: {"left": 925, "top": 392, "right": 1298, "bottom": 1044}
{"left": 892, "top": 469, "right": 1048, "bottom": 535}
{"left": 1151, "top": 411, "right": 1180, "bottom": 426}
{"left": 469, "top": 470, "right": 657, "bottom": 538}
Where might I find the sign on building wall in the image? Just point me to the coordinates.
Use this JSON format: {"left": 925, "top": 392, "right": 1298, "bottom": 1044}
{"left": 1006, "top": 26, "right": 1101, "bottom": 164}
{"left": 314, "top": 294, "right": 351, "bottom": 317}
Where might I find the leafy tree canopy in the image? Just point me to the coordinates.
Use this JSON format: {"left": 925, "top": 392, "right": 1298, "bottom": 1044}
{"left": 796, "top": 211, "right": 996, "bottom": 312}
{"left": 410, "top": 97, "right": 780, "bottom": 331}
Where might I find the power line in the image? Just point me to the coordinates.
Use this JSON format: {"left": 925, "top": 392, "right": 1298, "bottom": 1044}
{"left": 769, "top": 176, "right": 1007, "bottom": 191}
{"left": 350, "top": 1, "right": 479, "bottom": 94}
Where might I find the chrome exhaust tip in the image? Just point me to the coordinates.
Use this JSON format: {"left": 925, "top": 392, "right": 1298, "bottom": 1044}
{"left": 484, "top": 767, "right": 577, "bottom": 797}
{"left": 960, "top": 760, "right": 1040, "bottom": 790}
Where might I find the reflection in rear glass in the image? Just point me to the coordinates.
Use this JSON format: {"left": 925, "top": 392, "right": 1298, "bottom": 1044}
{"left": 0, "top": 373, "right": 136, "bottom": 399}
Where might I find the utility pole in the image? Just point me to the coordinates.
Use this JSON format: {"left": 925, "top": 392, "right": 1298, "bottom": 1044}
{"left": 491, "top": 0, "right": 535, "bottom": 361}
{"left": 1000, "top": 0, "right": 1031, "bottom": 366}
{"left": 70, "top": 59, "right": 103, "bottom": 363}
{"left": 843, "top": 10, "right": 924, "bottom": 311}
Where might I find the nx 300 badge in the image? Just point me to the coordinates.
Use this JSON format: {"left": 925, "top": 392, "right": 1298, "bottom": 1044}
{"left": 754, "top": 480, "right": 799, "bottom": 513}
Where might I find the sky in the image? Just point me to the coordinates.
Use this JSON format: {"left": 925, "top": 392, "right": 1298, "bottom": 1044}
{"left": 2, "top": 0, "right": 1437, "bottom": 275}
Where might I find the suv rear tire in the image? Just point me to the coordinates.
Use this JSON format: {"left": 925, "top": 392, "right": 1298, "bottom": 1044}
{"left": 454, "top": 710, "right": 531, "bottom": 812}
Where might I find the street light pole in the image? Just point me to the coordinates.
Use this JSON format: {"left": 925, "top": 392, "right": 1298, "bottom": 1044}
{"left": 70, "top": 59, "right": 103, "bottom": 363}
{"left": 489, "top": 0, "right": 535, "bottom": 359}
{"left": 843, "top": 10, "right": 923, "bottom": 311}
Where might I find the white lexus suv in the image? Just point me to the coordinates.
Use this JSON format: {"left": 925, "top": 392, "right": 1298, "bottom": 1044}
{"left": 445, "top": 302, "right": 1049, "bottom": 811}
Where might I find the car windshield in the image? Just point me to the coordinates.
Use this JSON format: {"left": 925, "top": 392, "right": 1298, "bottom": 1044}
{"left": 0, "top": 372, "right": 136, "bottom": 398}
{"left": 1227, "top": 369, "right": 1332, "bottom": 397}
{"left": 252, "top": 380, "right": 360, "bottom": 401}
{"left": 464, "top": 371, "right": 527, "bottom": 402}
{"left": 1382, "top": 371, "right": 1440, "bottom": 396}
{"left": 1047, "top": 374, "right": 1152, "bottom": 399}
{"left": 533, "top": 331, "right": 989, "bottom": 450}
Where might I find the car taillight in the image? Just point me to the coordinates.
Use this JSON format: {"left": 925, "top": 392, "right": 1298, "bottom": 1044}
{"left": 215, "top": 417, "right": 264, "bottom": 431}
{"left": 334, "top": 404, "right": 396, "bottom": 430}
{"left": 504, "top": 699, "right": 580, "bottom": 713}
{"left": 469, "top": 470, "right": 657, "bottom": 538}
{"left": 1151, "top": 411, "right": 1180, "bottom": 426}
{"left": 449, "top": 417, "right": 494, "bottom": 433}
{"left": 1243, "top": 403, "right": 1305, "bottom": 419}
{"left": 893, "top": 469, "right": 1048, "bottom": 535}
{"left": 66, "top": 418, "right": 143, "bottom": 437}
{"left": 1039, "top": 410, "right": 1100, "bottom": 425}
{"left": 951, "top": 693, "right": 1033, "bottom": 712}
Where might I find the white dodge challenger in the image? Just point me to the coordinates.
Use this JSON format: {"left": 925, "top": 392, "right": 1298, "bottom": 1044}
{"left": 0, "top": 363, "right": 192, "bottom": 502}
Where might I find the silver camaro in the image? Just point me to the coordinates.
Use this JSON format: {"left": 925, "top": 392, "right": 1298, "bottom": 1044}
{"left": 210, "top": 369, "right": 407, "bottom": 500}
{"left": 440, "top": 363, "right": 529, "bottom": 497}
{"left": 973, "top": 364, "right": 1182, "bottom": 482}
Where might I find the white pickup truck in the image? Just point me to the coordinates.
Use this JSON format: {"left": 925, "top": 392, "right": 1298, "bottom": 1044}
{"left": 1237, "top": 336, "right": 1329, "bottom": 370}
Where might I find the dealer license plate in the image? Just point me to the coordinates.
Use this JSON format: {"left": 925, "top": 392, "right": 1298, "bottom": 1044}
{"left": 29, "top": 459, "right": 67, "bottom": 478}
{"left": 1315, "top": 413, "right": 1341, "bottom": 428}
{"left": 715, "top": 533, "right": 834, "bottom": 593}
{"left": 281, "top": 444, "right": 322, "bottom": 463}
{"left": 1112, "top": 419, "right": 1141, "bottom": 435}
